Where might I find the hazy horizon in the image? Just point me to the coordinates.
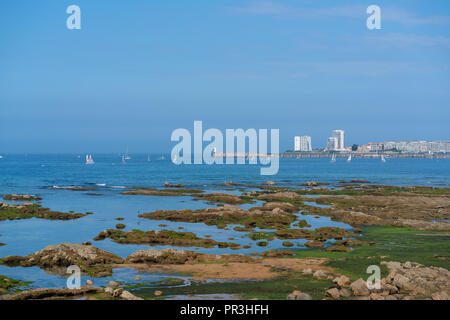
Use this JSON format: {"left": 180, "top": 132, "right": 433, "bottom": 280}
{"left": 1, "top": 0, "right": 449, "bottom": 153}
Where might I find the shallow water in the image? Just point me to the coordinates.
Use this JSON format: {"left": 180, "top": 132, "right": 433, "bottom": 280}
{"left": 0, "top": 155, "right": 449, "bottom": 289}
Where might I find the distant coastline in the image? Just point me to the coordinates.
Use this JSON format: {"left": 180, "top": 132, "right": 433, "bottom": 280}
{"left": 281, "top": 151, "right": 450, "bottom": 159}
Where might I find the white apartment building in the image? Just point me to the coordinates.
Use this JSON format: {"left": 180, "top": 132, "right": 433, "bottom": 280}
{"left": 327, "top": 137, "right": 338, "bottom": 151}
{"left": 294, "top": 136, "right": 312, "bottom": 152}
{"left": 384, "top": 141, "right": 450, "bottom": 153}
{"left": 332, "top": 130, "right": 345, "bottom": 150}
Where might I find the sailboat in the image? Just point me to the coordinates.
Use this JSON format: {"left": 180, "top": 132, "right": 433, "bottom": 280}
{"left": 347, "top": 154, "right": 352, "bottom": 162}
{"left": 0, "top": 155, "right": 3, "bottom": 159}
{"left": 122, "top": 155, "right": 126, "bottom": 164}
{"left": 147, "top": 155, "right": 151, "bottom": 162}
{"left": 124, "top": 146, "right": 131, "bottom": 160}
{"left": 330, "top": 153, "right": 336, "bottom": 163}
{"left": 85, "top": 155, "right": 94, "bottom": 165}
{"left": 381, "top": 155, "right": 386, "bottom": 163}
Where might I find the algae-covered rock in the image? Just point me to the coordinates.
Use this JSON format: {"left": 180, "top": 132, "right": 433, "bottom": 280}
{"left": 94, "top": 229, "right": 239, "bottom": 248}
{"left": 0, "top": 243, "right": 123, "bottom": 277}
{"left": 325, "top": 245, "right": 350, "bottom": 252}
{"left": 304, "top": 240, "right": 324, "bottom": 248}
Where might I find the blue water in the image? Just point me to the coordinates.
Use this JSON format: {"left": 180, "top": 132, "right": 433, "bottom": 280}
{"left": 0, "top": 154, "right": 449, "bottom": 288}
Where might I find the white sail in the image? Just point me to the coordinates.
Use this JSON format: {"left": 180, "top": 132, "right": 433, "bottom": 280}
{"left": 86, "top": 154, "right": 94, "bottom": 165}
{"left": 123, "top": 146, "right": 131, "bottom": 160}
{"left": 381, "top": 155, "right": 386, "bottom": 163}
{"left": 347, "top": 154, "right": 352, "bottom": 162}
{"left": 331, "top": 154, "right": 336, "bottom": 163}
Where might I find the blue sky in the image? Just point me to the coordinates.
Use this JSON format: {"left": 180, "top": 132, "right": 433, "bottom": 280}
{"left": 1, "top": 0, "right": 449, "bottom": 153}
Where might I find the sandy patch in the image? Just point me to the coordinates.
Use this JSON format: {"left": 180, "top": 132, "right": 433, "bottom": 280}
{"left": 115, "top": 257, "right": 330, "bottom": 280}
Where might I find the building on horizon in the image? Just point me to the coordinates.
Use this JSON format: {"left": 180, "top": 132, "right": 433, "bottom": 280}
{"left": 326, "top": 130, "right": 345, "bottom": 151}
{"left": 384, "top": 140, "right": 450, "bottom": 153}
{"left": 326, "top": 137, "right": 338, "bottom": 151}
{"left": 332, "top": 130, "right": 345, "bottom": 150}
{"left": 358, "top": 142, "right": 383, "bottom": 153}
{"left": 294, "top": 136, "right": 312, "bottom": 152}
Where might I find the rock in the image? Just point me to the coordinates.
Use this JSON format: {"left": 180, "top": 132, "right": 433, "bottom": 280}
{"left": 0, "top": 243, "right": 124, "bottom": 277}
{"left": 164, "top": 182, "right": 183, "bottom": 188}
{"left": 104, "top": 287, "right": 113, "bottom": 296}
{"left": 302, "top": 268, "right": 313, "bottom": 275}
{"left": 313, "top": 270, "right": 327, "bottom": 279}
{"left": 305, "top": 240, "right": 324, "bottom": 248}
{"left": 86, "top": 279, "right": 93, "bottom": 286}
{"left": 154, "top": 290, "right": 163, "bottom": 296}
{"left": 339, "top": 288, "right": 351, "bottom": 297}
{"left": 3, "top": 194, "right": 41, "bottom": 201}
{"left": 271, "top": 208, "right": 284, "bottom": 215}
{"left": 263, "top": 181, "right": 276, "bottom": 185}
{"left": 382, "top": 284, "right": 398, "bottom": 295}
{"left": 431, "top": 291, "right": 449, "bottom": 300}
{"left": 384, "top": 295, "right": 398, "bottom": 300}
{"left": 349, "top": 179, "right": 370, "bottom": 183}
{"left": 113, "top": 288, "right": 124, "bottom": 297}
{"left": 135, "top": 275, "right": 142, "bottom": 281}
{"left": 126, "top": 248, "right": 198, "bottom": 264}
{"left": 120, "top": 290, "right": 144, "bottom": 300}
{"left": 338, "top": 239, "right": 374, "bottom": 247}
{"left": 326, "top": 288, "right": 341, "bottom": 299}
{"left": 392, "top": 274, "right": 413, "bottom": 291}
{"left": 369, "top": 293, "right": 385, "bottom": 300}
{"left": 260, "top": 202, "right": 298, "bottom": 213}
{"left": 107, "top": 281, "right": 120, "bottom": 288}
{"left": 325, "top": 245, "right": 350, "bottom": 252}
{"left": 4, "top": 287, "right": 102, "bottom": 300}
{"left": 301, "top": 181, "right": 319, "bottom": 186}
{"left": 221, "top": 181, "right": 240, "bottom": 187}
{"left": 403, "top": 261, "right": 413, "bottom": 269}
{"left": 381, "top": 261, "right": 402, "bottom": 271}
{"left": 333, "top": 275, "right": 351, "bottom": 287}
{"left": 287, "top": 290, "right": 311, "bottom": 300}
{"left": 350, "top": 278, "right": 370, "bottom": 296}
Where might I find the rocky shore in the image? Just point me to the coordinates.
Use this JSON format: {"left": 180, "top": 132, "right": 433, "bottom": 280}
{"left": 0, "top": 182, "right": 448, "bottom": 300}
{"left": 0, "top": 198, "right": 90, "bottom": 221}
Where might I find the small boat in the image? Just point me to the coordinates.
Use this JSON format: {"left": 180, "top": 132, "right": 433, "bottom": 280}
{"left": 0, "top": 155, "right": 3, "bottom": 159}
{"left": 158, "top": 155, "right": 165, "bottom": 160}
{"left": 124, "top": 146, "right": 131, "bottom": 160}
{"left": 381, "top": 155, "right": 386, "bottom": 163}
{"left": 347, "top": 154, "right": 352, "bottom": 162}
{"left": 147, "top": 155, "right": 151, "bottom": 162}
{"left": 330, "top": 153, "right": 336, "bottom": 163}
{"left": 85, "top": 155, "right": 95, "bottom": 165}
{"left": 122, "top": 155, "right": 126, "bottom": 164}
